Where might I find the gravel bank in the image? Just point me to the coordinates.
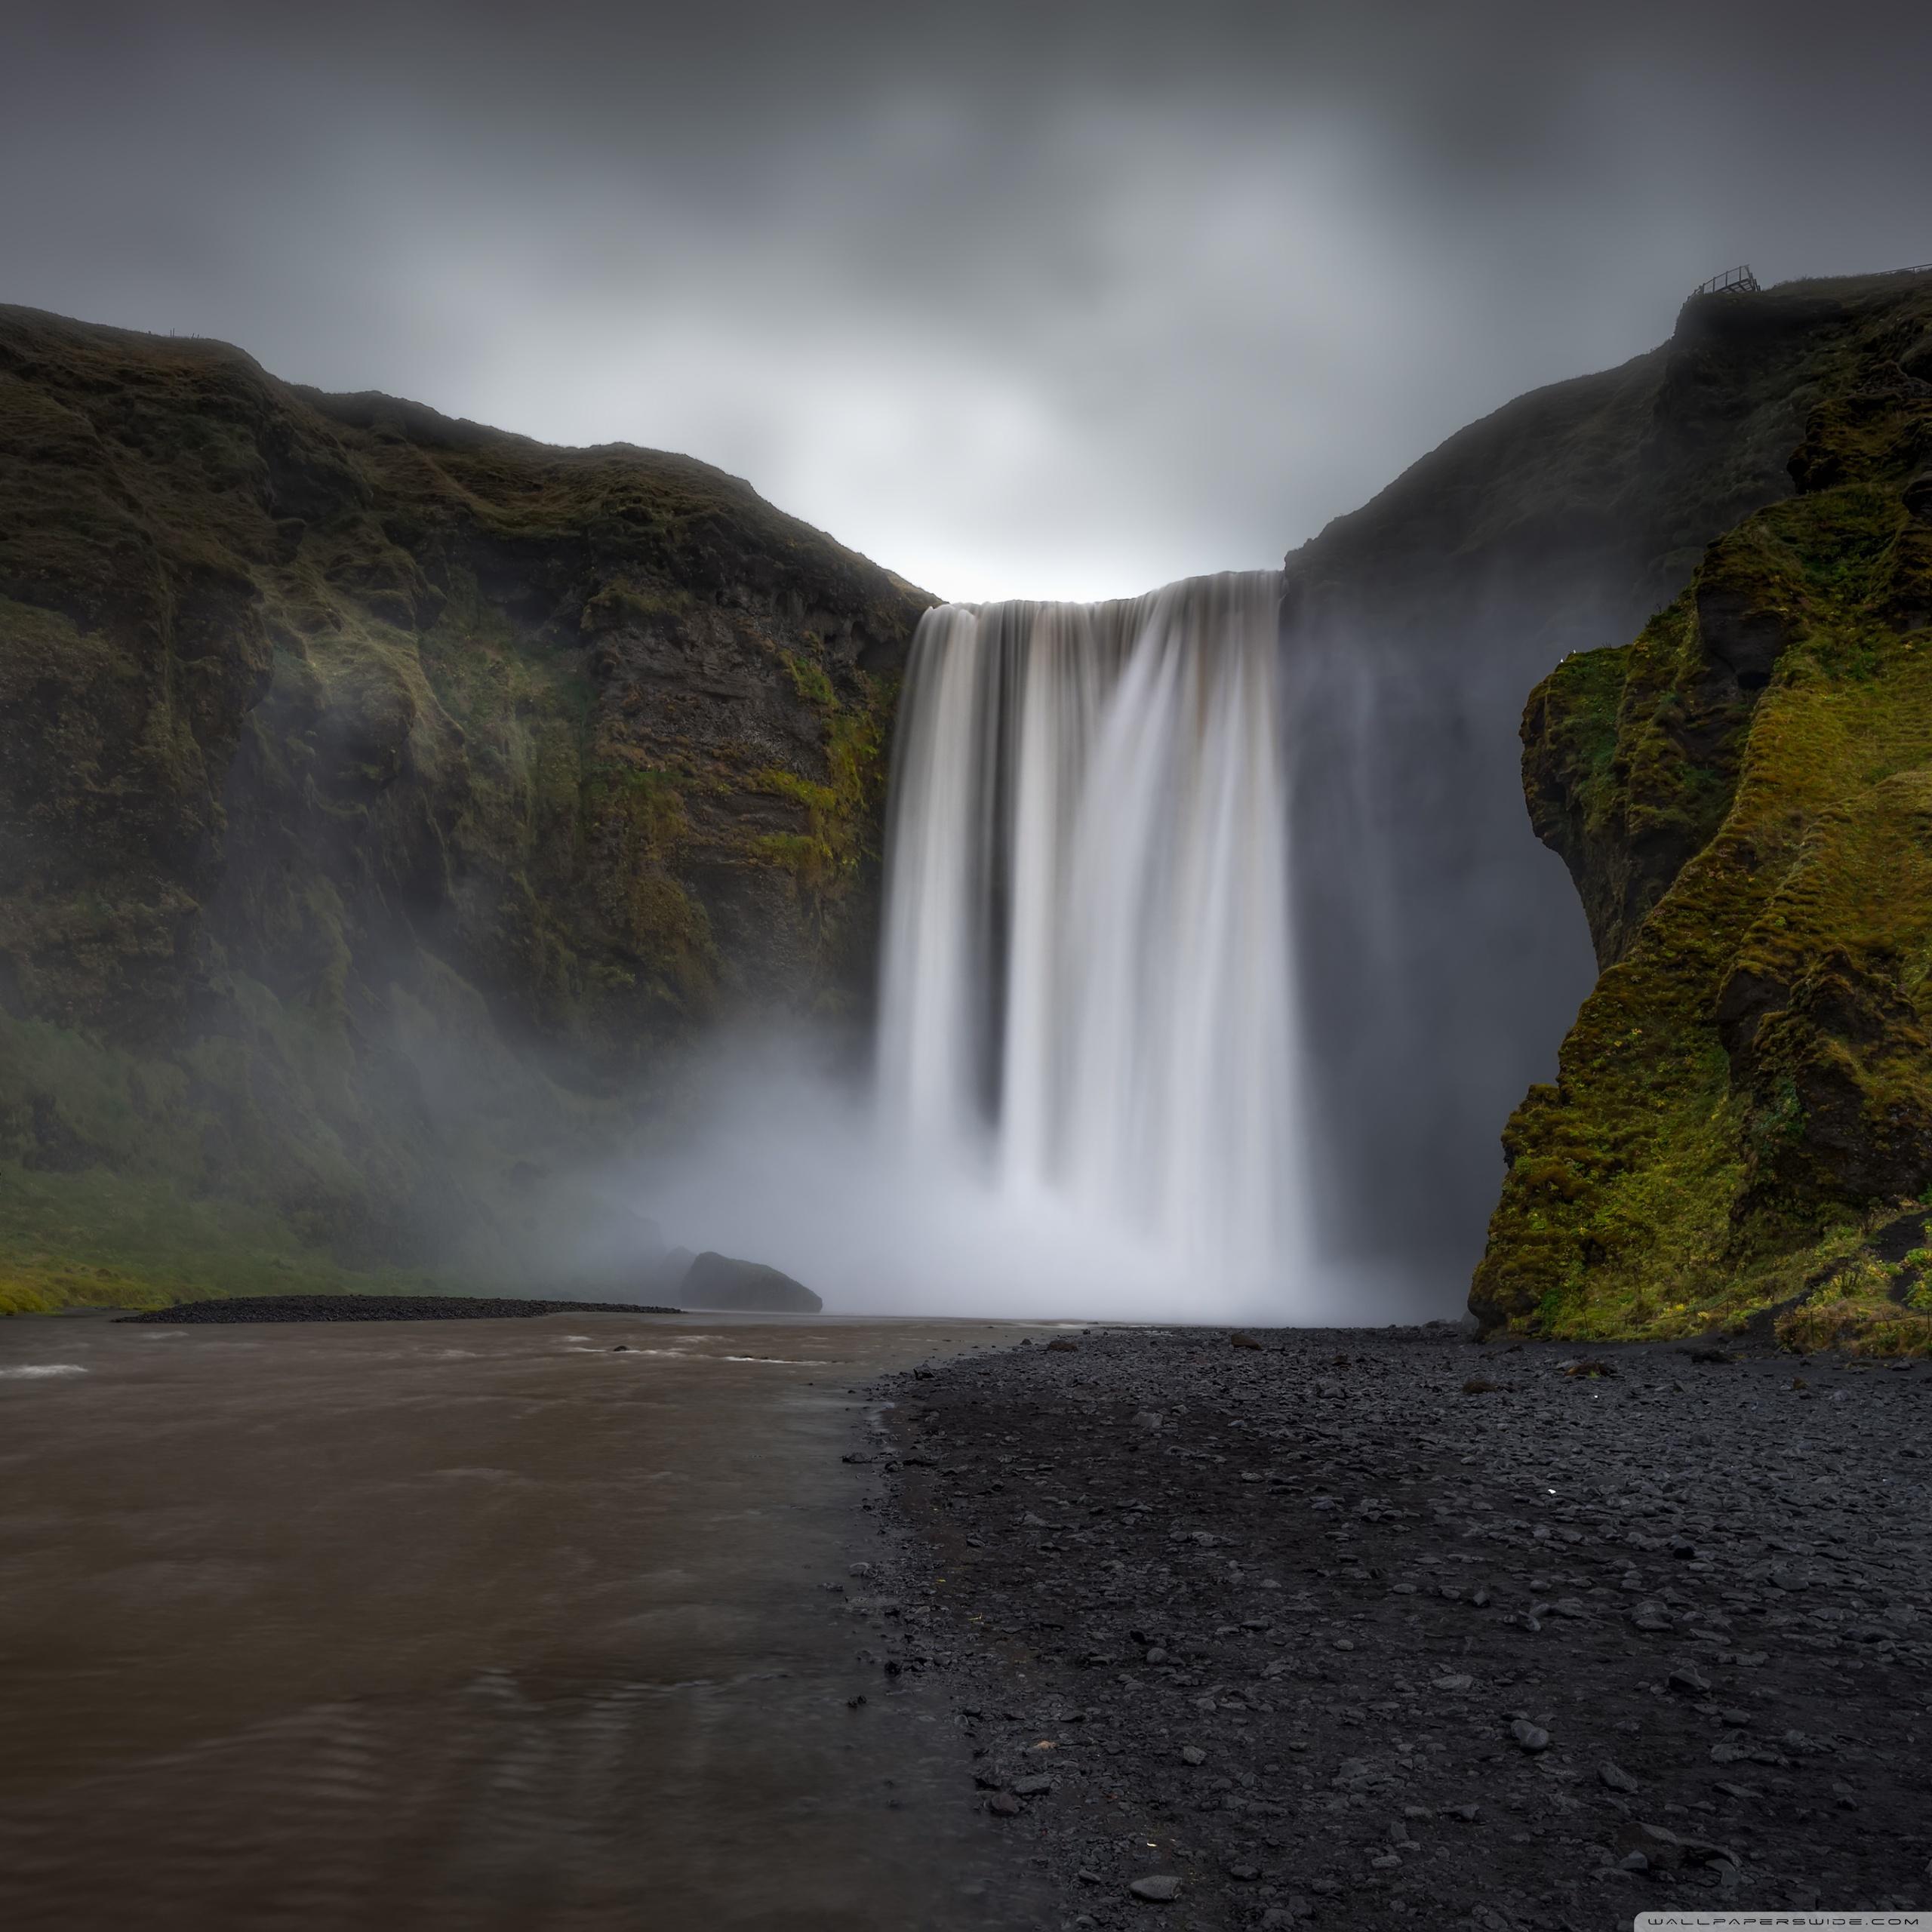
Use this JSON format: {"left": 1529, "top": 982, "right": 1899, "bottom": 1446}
{"left": 115, "top": 1294, "right": 678, "bottom": 1323}
{"left": 868, "top": 1325, "right": 1932, "bottom": 1931}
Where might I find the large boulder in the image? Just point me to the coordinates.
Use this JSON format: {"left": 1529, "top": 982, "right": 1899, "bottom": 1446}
{"left": 676, "top": 1251, "right": 823, "bottom": 1313}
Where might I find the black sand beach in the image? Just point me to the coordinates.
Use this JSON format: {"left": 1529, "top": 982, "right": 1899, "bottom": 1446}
{"left": 869, "top": 1326, "right": 1932, "bottom": 1930}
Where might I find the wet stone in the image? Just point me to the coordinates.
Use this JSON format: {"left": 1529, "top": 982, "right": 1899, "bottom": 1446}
{"left": 870, "top": 1324, "right": 1932, "bottom": 1931}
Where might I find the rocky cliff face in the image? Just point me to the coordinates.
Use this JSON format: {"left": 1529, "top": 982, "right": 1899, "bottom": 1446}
{"left": 1472, "top": 275, "right": 1932, "bottom": 1352}
{"left": 1281, "top": 272, "right": 1932, "bottom": 1294}
{"left": 0, "top": 308, "right": 929, "bottom": 1312}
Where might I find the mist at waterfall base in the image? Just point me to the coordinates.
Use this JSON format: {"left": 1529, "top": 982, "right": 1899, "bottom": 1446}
{"left": 632, "top": 571, "right": 1470, "bottom": 1327}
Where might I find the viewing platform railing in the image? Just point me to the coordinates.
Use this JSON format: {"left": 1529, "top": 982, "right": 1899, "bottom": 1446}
{"left": 1691, "top": 265, "right": 1761, "bottom": 297}
{"left": 1690, "top": 261, "right": 1932, "bottom": 299}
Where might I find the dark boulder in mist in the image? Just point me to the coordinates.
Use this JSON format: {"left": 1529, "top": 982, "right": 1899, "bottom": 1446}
{"left": 677, "top": 1252, "right": 822, "bottom": 1313}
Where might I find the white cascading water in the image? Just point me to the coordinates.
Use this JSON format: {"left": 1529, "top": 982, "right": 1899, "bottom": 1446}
{"left": 876, "top": 570, "right": 1304, "bottom": 1295}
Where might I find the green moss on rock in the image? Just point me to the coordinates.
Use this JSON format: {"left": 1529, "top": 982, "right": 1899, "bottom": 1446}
{"left": 1475, "top": 282, "right": 1932, "bottom": 1350}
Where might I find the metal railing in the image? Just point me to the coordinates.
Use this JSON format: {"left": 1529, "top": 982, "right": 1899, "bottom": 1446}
{"left": 1690, "top": 260, "right": 1932, "bottom": 299}
{"left": 1691, "top": 264, "right": 1761, "bottom": 297}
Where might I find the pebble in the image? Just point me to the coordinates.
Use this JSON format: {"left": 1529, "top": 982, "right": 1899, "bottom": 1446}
{"left": 1128, "top": 1875, "right": 1183, "bottom": 1901}
{"left": 871, "top": 1324, "right": 1932, "bottom": 1932}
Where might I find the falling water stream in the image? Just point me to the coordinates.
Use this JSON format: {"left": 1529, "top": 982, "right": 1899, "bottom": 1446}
{"left": 875, "top": 570, "right": 1303, "bottom": 1295}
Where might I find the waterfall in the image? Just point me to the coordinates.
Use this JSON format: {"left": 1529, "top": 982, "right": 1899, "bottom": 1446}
{"left": 876, "top": 570, "right": 1303, "bottom": 1294}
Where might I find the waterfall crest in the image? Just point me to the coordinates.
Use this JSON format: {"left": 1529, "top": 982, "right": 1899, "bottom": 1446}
{"left": 877, "top": 570, "right": 1303, "bottom": 1293}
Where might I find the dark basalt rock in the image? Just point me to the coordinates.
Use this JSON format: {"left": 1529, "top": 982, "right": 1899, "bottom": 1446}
{"left": 1694, "top": 576, "right": 1797, "bottom": 691}
{"left": 116, "top": 1294, "right": 677, "bottom": 1323}
{"left": 675, "top": 1251, "right": 822, "bottom": 1313}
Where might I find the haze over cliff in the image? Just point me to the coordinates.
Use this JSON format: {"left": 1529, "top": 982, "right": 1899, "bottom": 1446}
{"left": 0, "top": 305, "right": 925, "bottom": 1312}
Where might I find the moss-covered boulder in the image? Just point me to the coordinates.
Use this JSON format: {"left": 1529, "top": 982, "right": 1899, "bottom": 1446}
{"left": 1474, "top": 279, "right": 1932, "bottom": 1352}
{"left": 0, "top": 307, "right": 930, "bottom": 1310}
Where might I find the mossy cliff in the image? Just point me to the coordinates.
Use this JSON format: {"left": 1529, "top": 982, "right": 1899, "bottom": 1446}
{"left": 1472, "top": 274, "right": 1932, "bottom": 1352}
{"left": 1282, "top": 269, "right": 1932, "bottom": 1286}
{"left": 0, "top": 306, "right": 928, "bottom": 1312}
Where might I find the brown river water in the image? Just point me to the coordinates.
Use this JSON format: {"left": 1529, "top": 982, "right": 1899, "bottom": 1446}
{"left": 0, "top": 1310, "right": 1058, "bottom": 1930}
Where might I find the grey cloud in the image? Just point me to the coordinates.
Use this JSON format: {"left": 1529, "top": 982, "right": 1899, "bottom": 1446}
{"left": 4, "top": 0, "right": 1929, "bottom": 595}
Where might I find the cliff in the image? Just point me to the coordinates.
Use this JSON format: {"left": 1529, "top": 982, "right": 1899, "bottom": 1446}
{"left": 1281, "top": 270, "right": 1932, "bottom": 1291}
{"left": 1472, "top": 273, "right": 1932, "bottom": 1352}
{"left": 0, "top": 307, "right": 930, "bottom": 1312}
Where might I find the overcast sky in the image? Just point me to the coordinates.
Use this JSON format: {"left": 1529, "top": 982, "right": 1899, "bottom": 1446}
{"left": 4, "top": 1, "right": 1928, "bottom": 600}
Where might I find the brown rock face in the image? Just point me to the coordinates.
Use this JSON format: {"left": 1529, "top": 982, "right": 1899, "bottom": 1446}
{"left": 0, "top": 306, "right": 930, "bottom": 1302}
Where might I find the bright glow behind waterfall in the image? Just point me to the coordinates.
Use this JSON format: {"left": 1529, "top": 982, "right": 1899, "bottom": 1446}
{"left": 877, "top": 571, "right": 1305, "bottom": 1299}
